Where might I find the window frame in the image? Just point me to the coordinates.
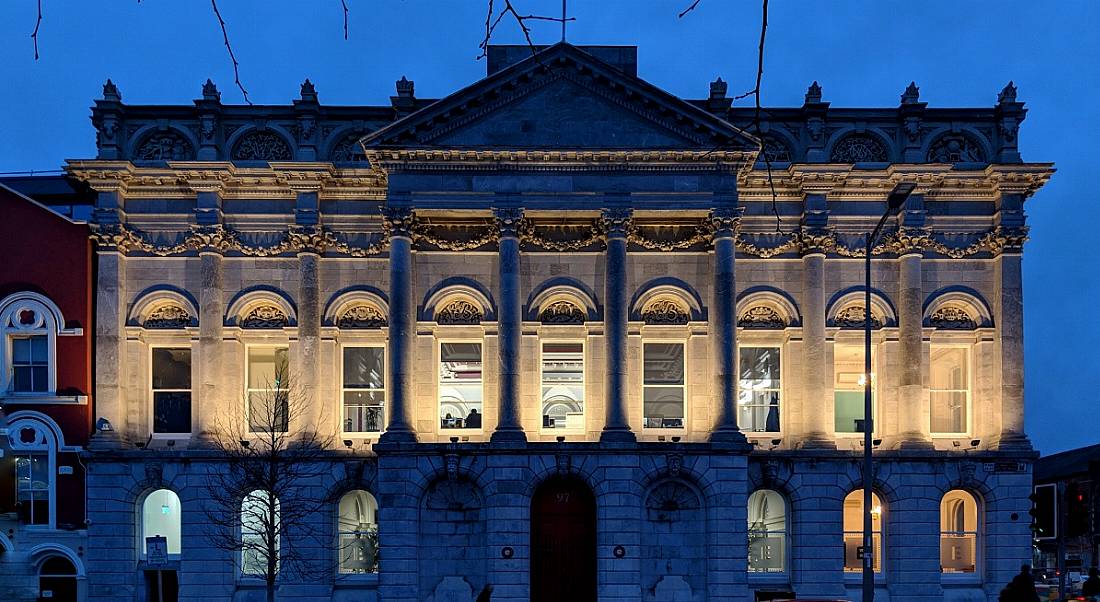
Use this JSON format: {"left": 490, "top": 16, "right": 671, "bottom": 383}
{"left": 240, "top": 489, "right": 280, "bottom": 578}
{"left": 335, "top": 489, "right": 380, "bottom": 577}
{"left": 842, "top": 490, "right": 885, "bottom": 575}
{"left": 640, "top": 339, "right": 688, "bottom": 433}
{"left": 0, "top": 296, "right": 61, "bottom": 397}
{"left": 148, "top": 345, "right": 194, "bottom": 438}
{"left": 538, "top": 340, "right": 586, "bottom": 435}
{"left": 437, "top": 339, "right": 485, "bottom": 435}
{"left": 747, "top": 489, "right": 789, "bottom": 575}
{"left": 940, "top": 489, "right": 982, "bottom": 580}
{"left": 833, "top": 341, "right": 880, "bottom": 439}
{"left": 929, "top": 344, "right": 972, "bottom": 437}
{"left": 139, "top": 488, "right": 183, "bottom": 561}
{"left": 339, "top": 345, "right": 387, "bottom": 437}
{"left": 244, "top": 345, "right": 291, "bottom": 435}
{"left": 737, "top": 345, "right": 783, "bottom": 435}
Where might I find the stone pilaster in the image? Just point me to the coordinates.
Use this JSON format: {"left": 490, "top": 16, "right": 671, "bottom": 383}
{"left": 296, "top": 250, "right": 322, "bottom": 436}
{"left": 90, "top": 249, "right": 127, "bottom": 449}
{"left": 379, "top": 207, "right": 417, "bottom": 443}
{"left": 491, "top": 208, "right": 526, "bottom": 444}
{"left": 798, "top": 192, "right": 835, "bottom": 448}
{"left": 708, "top": 207, "right": 746, "bottom": 444}
{"left": 193, "top": 251, "right": 224, "bottom": 445}
{"left": 991, "top": 190, "right": 1030, "bottom": 449}
{"left": 600, "top": 208, "right": 636, "bottom": 443}
{"left": 895, "top": 196, "right": 932, "bottom": 449}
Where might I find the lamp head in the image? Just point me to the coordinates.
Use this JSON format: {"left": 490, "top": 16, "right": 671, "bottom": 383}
{"left": 449, "top": 436, "right": 459, "bottom": 444}
{"left": 970, "top": 438, "right": 981, "bottom": 448}
{"left": 343, "top": 439, "right": 353, "bottom": 448}
{"left": 872, "top": 438, "right": 883, "bottom": 447}
{"left": 771, "top": 438, "right": 782, "bottom": 447}
{"left": 887, "top": 181, "right": 917, "bottom": 210}
{"left": 239, "top": 439, "right": 250, "bottom": 448}
{"left": 555, "top": 436, "right": 565, "bottom": 443}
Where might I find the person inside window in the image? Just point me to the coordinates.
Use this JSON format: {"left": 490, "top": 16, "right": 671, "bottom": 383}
{"left": 465, "top": 408, "right": 481, "bottom": 428}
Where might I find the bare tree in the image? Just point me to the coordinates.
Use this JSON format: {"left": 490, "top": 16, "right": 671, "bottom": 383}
{"left": 202, "top": 361, "right": 334, "bottom": 602}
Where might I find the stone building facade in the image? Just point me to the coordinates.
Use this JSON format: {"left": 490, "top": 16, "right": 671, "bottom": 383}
{"left": 60, "top": 44, "right": 1053, "bottom": 601}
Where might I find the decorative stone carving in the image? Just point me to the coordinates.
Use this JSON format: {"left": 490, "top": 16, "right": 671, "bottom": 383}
{"left": 425, "top": 480, "right": 480, "bottom": 512}
{"left": 959, "top": 460, "right": 977, "bottom": 486}
{"left": 708, "top": 208, "right": 742, "bottom": 236}
{"left": 929, "top": 306, "right": 977, "bottom": 330}
{"left": 739, "top": 306, "right": 785, "bottom": 329}
{"left": 90, "top": 223, "right": 387, "bottom": 257}
{"left": 520, "top": 220, "right": 603, "bottom": 251}
{"left": 331, "top": 132, "right": 369, "bottom": 162}
{"left": 436, "top": 300, "right": 482, "bottom": 325}
{"left": 241, "top": 304, "right": 289, "bottom": 328}
{"left": 135, "top": 131, "right": 195, "bottom": 161}
{"left": 601, "top": 208, "right": 633, "bottom": 237}
{"left": 641, "top": 299, "right": 689, "bottom": 325}
{"left": 381, "top": 207, "right": 417, "bottom": 239}
{"left": 494, "top": 207, "right": 525, "bottom": 238}
{"left": 830, "top": 134, "right": 888, "bottom": 163}
{"left": 805, "top": 81, "right": 823, "bottom": 104}
{"left": 338, "top": 304, "right": 387, "bottom": 329}
{"left": 666, "top": 453, "right": 683, "bottom": 478}
{"left": 760, "top": 136, "right": 792, "bottom": 163}
{"left": 646, "top": 481, "right": 700, "bottom": 522}
{"left": 145, "top": 304, "right": 190, "bottom": 329}
{"left": 834, "top": 305, "right": 882, "bottom": 329}
{"left": 555, "top": 452, "right": 571, "bottom": 475}
{"left": 761, "top": 459, "right": 780, "bottom": 487}
{"left": 144, "top": 462, "right": 163, "bottom": 485}
{"left": 539, "top": 300, "right": 585, "bottom": 325}
{"left": 798, "top": 227, "right": 836, "bottom": 255}
{"left": 445, "top": 452, "right": 460, "bottom": 481}
{"left": 928, "top": 133, "right": 987, "bottom": 163}
{"left": 232, "top": 131, "right": 292, "bottom": 161}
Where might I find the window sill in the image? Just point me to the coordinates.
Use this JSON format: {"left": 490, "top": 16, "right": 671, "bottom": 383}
{"left": 1, "top": 394, "right": 87, "bottom": 405}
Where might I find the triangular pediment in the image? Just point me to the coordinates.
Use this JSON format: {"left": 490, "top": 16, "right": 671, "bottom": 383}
{"left": 362, "top": 43, "right": 756, "bottom": 151}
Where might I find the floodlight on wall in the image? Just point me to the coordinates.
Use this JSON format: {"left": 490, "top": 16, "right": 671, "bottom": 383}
{"left": 952, "top": 440, "right": 961, "bottom": 448}
{"left": 657, "top": 436, "right": 666, "bottom": 442}
{"left": 95, "top": 417, "right": 113, "bottom": 432}
{"left": 239, "top": 439, "right": 250, "bottom": 448}
{"left": 556, "top": 436, "right": 565, "bottom": 443}
{"left": 450, "top": 437, "right": 459, "bottom": 444}
{"left": 969, "top": 439, "right": 981, "bottom": 449}
{"left": 343, "top": 439, "right": 354, "bottom": 448}
{"left": 671, "top": 436, "right": 681, "bottom": 443}
{"left": 872, "top": 439, "right": 882, "bottom": 447}
{"left": 461, "top": 437, "right": 469, "bottom": 442}
{"left": 165, "top": 440, "right": 175, "bottom": 448}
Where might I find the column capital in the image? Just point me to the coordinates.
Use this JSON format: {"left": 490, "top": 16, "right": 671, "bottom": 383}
{"left": 885, "top": 226, "right": 934, "bottom": 256}
{"left": 798, "top": 227, "right": 836, "bottom": 256}
{"left": 287, "top": 225, "right": 332, "bottom": 255}
{"left": 708, "top": 207, "right": 744, "bottom": 237}
{"left": 381, "top": 206, "right": 417, "bottom": 239}
{"left": 493, "top": 207, "right": 525, "bottom": 238}
{"left": 601, "top": 208, "right": 633, "bottom": 238}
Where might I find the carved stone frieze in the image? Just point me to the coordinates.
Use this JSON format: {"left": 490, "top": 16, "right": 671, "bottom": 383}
{"left": 797, "top": 227, "right": 836, "bottom": 255}
{"left": 493, "top": 208, "right": 525, "bottom": 238}
{"left": 539, "top": 300, "right": 585, "bottom": 325}
{"left": 629, "top": 223, "right": 713, "bottom": 251}
{"left": 135, "top": 131, "right": 195, "bottom": 161}
{"left": 144, "top": 305, "right": 190, "bottom": 329}
{"left": 232, "top": 131, "right": 293, "bottom": 161}
{"left": 436, "top": 300, "right": 482, "bottom": 325}
{"left": 241, "top": 304, "right": 289, "bottom": 329}
{"left": 641, "top": 299, "right": 690, "bottom": 325}
{"left": 833, "top": 306, "right": 882, "bottom": 329}
{"left": 91, "top": 223, "right": 386, "bottom": 257}
{"left": 519, "top": 221, "right": 603, "bottom": 251}
{"left": 737, "top": 232, "right": 800, "bottom": 258}
{"left": 929, "top": 306, "right": 977, "bottom": 330}
{"left": 738, "top": 306, "right": 786, "bottom": 329}
{"left": 708, "top": 208, "right": 743, "bottom": 236}
{"left": 830, "top": 134, "right": 889, "bottom": 163}
{"left": 601, "top": 208, "right": 633, "bottom": 237}
{"left": 337, "top": 304, "right": 387, "bottom": 329}
{"left": 928, "top": 133, "right": 987, "bottom": 163}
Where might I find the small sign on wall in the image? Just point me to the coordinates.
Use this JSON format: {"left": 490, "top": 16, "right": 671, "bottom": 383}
{"left": 58, "top": 465, "right": 73, "bottom": 475}
{"left": 146, "top": 536, "right": 168, "bottom": 566}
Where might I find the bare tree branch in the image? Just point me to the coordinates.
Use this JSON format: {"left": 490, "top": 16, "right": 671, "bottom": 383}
{"left": 30, "top": 0, "right": 42, "bottom": 60}
{"left": 340, "top": 0, "right": 349, "bottom": 40}
{"left": 477, "top": 0, "right": 574, "bottom": 60}
{"left": 210, "top": 0, "right": 251, "bottom": 104}
{"left": 677, "top": 0, "right": 703, "bottom": 19}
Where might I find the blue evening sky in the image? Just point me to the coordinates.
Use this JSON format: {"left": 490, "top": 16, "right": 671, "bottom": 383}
{"left": 1, "top": 1, "right": 1095, "bottom": 454}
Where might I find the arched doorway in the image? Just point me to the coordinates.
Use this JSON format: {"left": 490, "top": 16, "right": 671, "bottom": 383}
{"left": 38, "top": 554, "right": 78, "bottom": 602}
{"left": 531, "top": 475, "right": 596, "bottom": 602}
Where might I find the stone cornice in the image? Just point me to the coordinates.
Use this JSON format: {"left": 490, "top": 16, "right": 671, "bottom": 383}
{"left": 90, "top": 222, "right": 388, "bottom": 257}
{"left": 362, "top": 149, "right": 757, "bottom": 174}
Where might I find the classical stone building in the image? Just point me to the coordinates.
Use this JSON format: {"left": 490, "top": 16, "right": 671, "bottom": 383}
{"left": 56, "top": 43, "right": 1053, "bottom": 601}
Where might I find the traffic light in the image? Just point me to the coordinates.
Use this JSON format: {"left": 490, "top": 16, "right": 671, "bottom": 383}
{"left": 1030, "top": 484, "right": 1056, "bottom": 539}
{"left": 1065, "top": 482, "right": 1090, "bottom": 537}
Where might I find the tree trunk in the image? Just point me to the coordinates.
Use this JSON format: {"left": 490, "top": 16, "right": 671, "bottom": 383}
{"left": 266, "top": 577, "right": 275, "bottom": 602}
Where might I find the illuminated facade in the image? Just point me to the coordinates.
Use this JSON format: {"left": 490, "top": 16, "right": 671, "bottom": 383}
{"left": 60, "top": 44, "right": 1053, "bottom": 601}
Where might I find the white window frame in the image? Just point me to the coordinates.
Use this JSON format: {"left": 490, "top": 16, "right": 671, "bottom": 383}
{"left": 240, "top": 489, "right": 280, "bottom": 578}
{"left": 437, "top": 339, "right": 485, "bottom": 435}
{"left": 335, "top": 489, "right": 380, "bottom": 577}
{"left": 340, "top": 345, "right": 386, "bottom": 437}
{"left": 6, "top": 415, "right": 59, "bottom": 529}
{"left": 940, "top": 489, "right": 982, "bottom": 579}
{"left": 641, "top": 340, "right": 688, "bottom": 432}
{"left": 149, "top": 346, "right": 193, "bottom": 437}
{"left": 930, "top": 344, "right": 972, "bottom": 437}
{"left": 245, "top": 345, "right": 291, "bottom": 435}
{"left": 833, "top": 342, "right": 880, "bottom": 438}
{"left": 0, "top": 294, "right": 69, "bottom": 397}
{"left": 737, "top": 345, "right": 783, "bottom": 435}
{"left": 843, "top": 490, "right": 884, "bottom": 574}
{"left": 538, "top": 340, "right": 586, "bottom": 434}
{"left": 139, "top": 488, "right": 183, "bottom": 560}
{"left": 747, "top": 489, "right": 789, "bottom": 575}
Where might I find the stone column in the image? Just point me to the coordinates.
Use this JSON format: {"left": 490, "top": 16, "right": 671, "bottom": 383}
{"left": 297, "top": 250, "right": 322, "bottom": 436}
{"left": 491, "top": 208, "right": 526, "bottom": 443}
{"left": 800, "top": 246, "right": 833, "bottom": 447}
{"left": 90, "top": 248, "right": 126, "bottom": 449}
{"left": 991, "top": 189, "right": 1030, "bottom": 448}
{"left": 379, "top": 207, "right": 417, "bottom": 443}
{"left": 600, "top": 208, "right": 635, "bottom": 443}
{"left": 194, "top": 250, "right": 224, "bottom": 444}
{"left": 709, "top": 207, "right": 746, "bottom": 444}
{"left": 896, "top": 249, "right": 930, "bottom": 448}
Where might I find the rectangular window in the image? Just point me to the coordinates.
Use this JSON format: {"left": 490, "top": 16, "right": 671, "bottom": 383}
{"left": 15, "top": 453, "right": 50, "bottom": 525}
{"left": 643, "top": 343, "right": 685, "bottom": 429}
{"left": 439, "top": 342, "right": 483, "bottom": 430}
{"left": 11, "top": 335, "right": 48, "bottom": 393}
{"left": 343, "top": 347, "right": 385, "bottom": 434}
{"left": 247, "top": 347, "right": 289, "bottom": 433}
{"left": 931, "top": 346, "right": 969, "bottom": 434}
{"left": 738, "top": 347, "right": 781, "bottom": 432}
{"left": 834, "top": 344, "right": 874, "bottom": 434}
{"left": 152, "top": 348, "right": 192, "bottom": 434}
{"left": 541, "top": 343, "right": 584, "bottom": 431}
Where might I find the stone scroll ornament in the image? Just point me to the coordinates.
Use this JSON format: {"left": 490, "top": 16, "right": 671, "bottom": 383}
{"left": 929, "top": 306, "right": 977, "bottom": 330}
{"left": 834, "top": 305, "right": 882, "bottom": 329}
{"left": 337, "top": 305, "right": 387, "bottom": 329}
{"left": 642, "top": 299, "right": 690, "bottom": 325}
{"left": 144, "top": 305, "right": 190, "bottom": 329}
{"left": 436, "top": 300, "right": 483, "bottom": 325}
{"left": 539, "top": 300, "right": 586, "bottom": 325}
{"left": 738, "top": 306, "right": 785, "bottom": 329}
{"left": 241, "top": 304, "right": 289, "bottom": 328}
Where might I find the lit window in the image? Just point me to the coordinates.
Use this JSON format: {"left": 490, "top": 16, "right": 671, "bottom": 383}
{"left": 11, "top": 335, "right": 49, "bottom": 393}
{"left": 940, "top": 490, "right": 979, "bottom": 573}
{"left": 843, "top": 490, "right": 883, "bottom": 572}
{"left": 152, "top": 348, "right": 191, "bottom": 434}
{"left": 141, "top": 489, "right": 182, "bottom": 556}
{"left": 439, "top": 343, "right": 483, "bottom": 430}
{"left": 835, "top": 344, "right": 874, "bottom": 434}
{"left": 246, "top": 347, "right": 289, "bottom": 433}
{"left": 748, "top": 489, "right": 787, "bottom": 573}
{"left": 541, "top": 343, "right": 584, "bottom": 430}
{"left": 643, "top": 343, "right": 685, "bottom": 429}
{"left": 342, "top": 347, "right": 384, "bottom": 433}
{"left": 931, "top": 347, "right": 969, "bottom": 434}
{"left": 241, "top": 490, "right": 279, "bottom": 576}
{"left": 337, "top": 490, "right": 379, "bottom": 574}
{"left": 15, "top": 453, "right": 50, "bottom": 525}
{"left": 738, "top": 347, "right": 781, "bottom": 432}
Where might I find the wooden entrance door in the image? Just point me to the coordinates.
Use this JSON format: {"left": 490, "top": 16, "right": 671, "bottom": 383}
{"left": 530, "top": 476, "right": 597, "bottom": 602}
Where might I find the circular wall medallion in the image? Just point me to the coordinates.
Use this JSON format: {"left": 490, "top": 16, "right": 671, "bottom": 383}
{"left": 501, "top": 546, "right": 514, "bottom": 559}
{"left": 612, "top": 545, "right": 626, "bottom": 558}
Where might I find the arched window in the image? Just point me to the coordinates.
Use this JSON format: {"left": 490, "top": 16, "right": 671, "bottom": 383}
{"left": 941, "top": 490, "right": 979, "bottom": 573}
{"left": 141, "top": 489, "right": 182, "bottom": 557}
{"left": 843, "top": 490, "right": 884, "bottom": 572}
{"left": 747, "top": 489, "right": 788, "bottom": 573}
{"left": 337, "top": 490, "right": 379, "bottom": 575}
{"left": 38, "top": 554, "right": 78, "bottom": 602}
{"left": 241, "top": 490, "right": 279, "bottom": 576}
{"left": 1, "top": 295, "right": 58, "bottom": 394}
{"left": 6, "top": 416, "right": 58, "bottom": 526}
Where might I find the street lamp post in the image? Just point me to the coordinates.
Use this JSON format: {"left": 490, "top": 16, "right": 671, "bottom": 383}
{"left": 862, "top": 181, "right": 915, "bottom": 601}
